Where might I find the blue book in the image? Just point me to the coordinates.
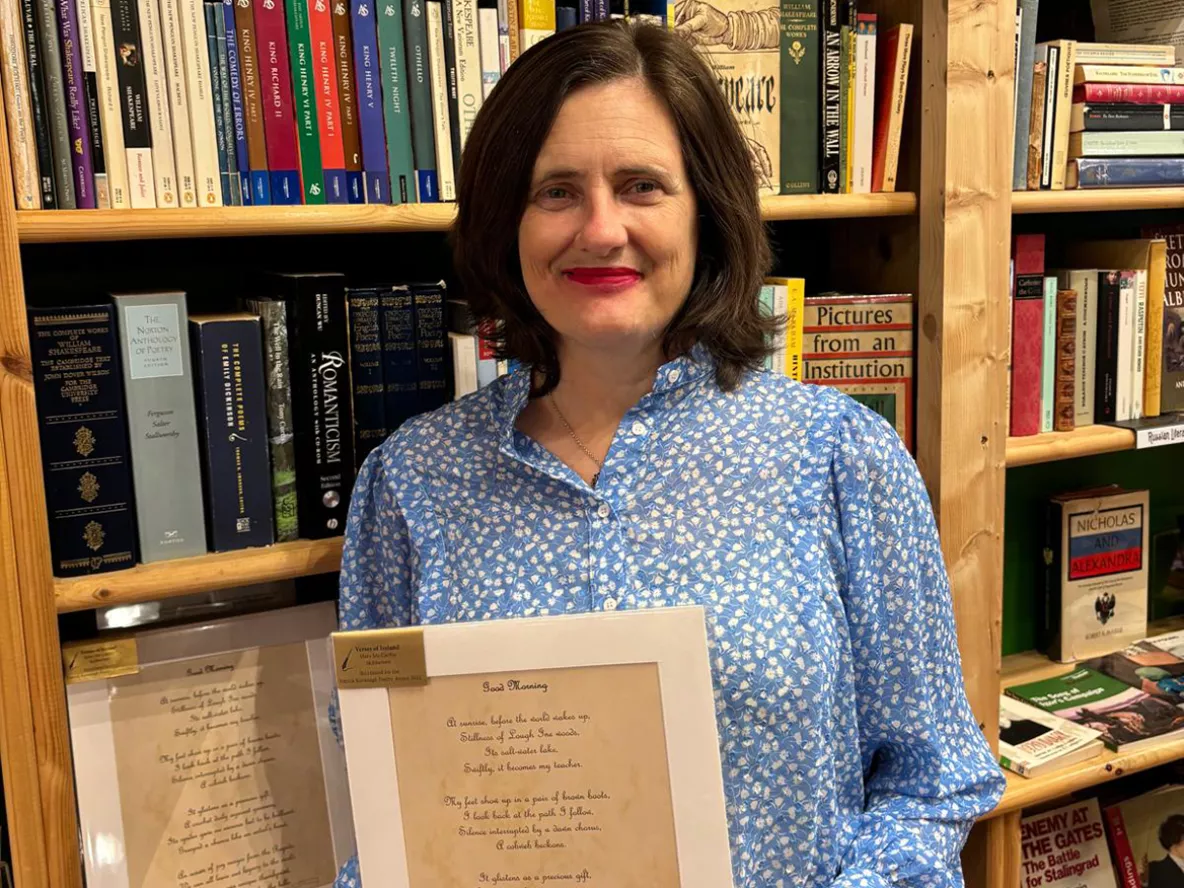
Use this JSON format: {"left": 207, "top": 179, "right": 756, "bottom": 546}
{"left": 410, "top": 282, "right": 448, "bottom": 416}
{"left": 346, "top": 288, "right": 388, "bottom": 470}
{"left": 556, "top": 3, "right": 576, "bottom": 29}
{"left": 1073, "top": 158, "right": 1184, "bottom": 189}
{"left": 222, "top": 0, "right": 254, "bottom": 204}
{"left": 380, "top": 286, "right": 418, "bottom": 432}
{"left": 205, "top": 2, "right": 233, "bottom": 205}
{"left": 350, "top": 0, "right": 390, "bottom": 202}
{"left": 577, "top": 0, "right": 591, "bottom": 22}
{"left": 403, "top": 0, "right": 438, "bottom": 201}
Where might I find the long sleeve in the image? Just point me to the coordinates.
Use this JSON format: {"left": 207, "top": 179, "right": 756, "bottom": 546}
{"left": 831, "top": 404, "right": 1005, "bottom": 888}
{"left": 333, "top": 446, "right": 416, "bottom": 888}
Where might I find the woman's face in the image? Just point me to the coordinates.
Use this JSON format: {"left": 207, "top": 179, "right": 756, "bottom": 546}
{"left": 518, "top": 77, "right": 698, "bottom": 359}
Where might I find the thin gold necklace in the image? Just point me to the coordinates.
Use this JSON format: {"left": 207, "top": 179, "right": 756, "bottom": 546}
{"left": 548, "top": 393, "right": 602, "bottom": 487}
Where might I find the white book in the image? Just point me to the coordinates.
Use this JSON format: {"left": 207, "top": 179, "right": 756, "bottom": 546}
{"left": 450, "top": 332, "right": 478, "bottom": 399}
{"left": 157, "top": 0, "right": 198, "bottom": 206}
{"left": 451, "top": 0, "right": 483, "bottom": 149}
{"left": 1056, "top": 269, "right": 1097, "bottom": 426}
{"left": 999, "top": 696, "right": 1103, "bottom": 778}
{"left": 1116, "top": 276, "right": 1135, "bottom": 421}
{"left": 1131, "top": 268, "right": 1147, "bottom": 420}
{"left": 1042, "top": 277, "right": 1056, "bottom": 433}
{"left": 137, "top": 0, "right": 179, "bottom": 206}
{"left": 852, "top": 18, "right": 876, "bottom": 194}
{"left": 0, "top": 0, "right": 39, "bottom": 207}
{"left": 88, "top": 0, "right": 130, "bottom": 207}
{"left": 177, "top": 0, "right": 222, "bottom": 206}
{"left": 477, "top": 4, "right": 498, "bottom": 100}
{"left": 427, "top": 0, "right": 456, "bottom": 200}
{"left": 73, "top": 0, "right": 107, "bottom": 207}
{"left": 771, "top": 282, "right": 788, "bottom": 374}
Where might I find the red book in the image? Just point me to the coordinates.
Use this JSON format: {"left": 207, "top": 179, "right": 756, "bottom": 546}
{"left": 1010, "top": 234, "right": 1045, "bottom": 437}
{"left": 253, "top": 0, "right": 303, "bottom": 203}
{"left": 308, "top": 0, "right": 347, "bottom": 202}
{"left": 1074, "top": 82, "right": 1184, "bottom": 104}
{"left": 1103, "top": 804, "right": 1140, "bottom": 888}
{"left": 871, "top": 24, "right": 912, "bottom": 193}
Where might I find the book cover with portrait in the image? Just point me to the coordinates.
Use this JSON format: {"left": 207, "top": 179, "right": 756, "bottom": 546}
{"left": 1104, "top": 785, "right": 1184, "bottom": 888}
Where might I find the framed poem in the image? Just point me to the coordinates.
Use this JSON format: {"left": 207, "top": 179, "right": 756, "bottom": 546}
{"left": 334, "top": 605, "right": 733, "bottom": 888}
{"left": 66, "top": 601, "right": 354, "bottom": 888}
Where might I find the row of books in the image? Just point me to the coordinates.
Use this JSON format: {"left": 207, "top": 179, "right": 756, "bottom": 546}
{"left": 1019, "top": 783, "right": 1184, "bottom": 888}
{"left": 28, "top": 275, "right": 449, "bottom": 578}
{"left": 1008, "top": 229, "right": 1184, "bottom": 438}
{"left": 1011, "top": 5, "right": 1184, "bottom": 190}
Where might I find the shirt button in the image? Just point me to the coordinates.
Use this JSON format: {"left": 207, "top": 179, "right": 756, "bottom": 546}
{"left": 596, "top": 503, "right": 610, "bottom": 519}
{"left": 666, "top": 369, "right": 681, "bottom": 383}
{"left": 631, "top": 421, "right": 647, "bottom": 436}
{"left": 604, "top": 598, "right": 619, "bottom": 611}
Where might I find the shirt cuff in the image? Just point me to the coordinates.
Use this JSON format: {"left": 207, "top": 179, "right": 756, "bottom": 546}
{"left": 829, "top": 869, "right": 892, "bottom": 888}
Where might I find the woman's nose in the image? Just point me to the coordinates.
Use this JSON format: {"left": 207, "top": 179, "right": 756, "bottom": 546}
{"left": 574, "top": 191, "right": 628, "bottom": 254}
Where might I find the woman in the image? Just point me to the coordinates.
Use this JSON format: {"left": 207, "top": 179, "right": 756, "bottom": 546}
{"left": 336, "top": 20, "right": 1004, "bottom": 888}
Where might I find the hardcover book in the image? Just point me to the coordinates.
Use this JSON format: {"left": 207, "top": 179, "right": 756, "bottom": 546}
{"left": 778, "top": 0, "right": 817, "bottom": 194}
{"left": 411, "top": 281, "right": 447, "bottom": 416}
{"left": 1140, "top": 225, "right": 1184, "bottom": 413}
{"left": 346, "top": 287, "right": 387, "bottom": 470}
{"left": 265, "top": 273, "right": 355, "bottom": 538}
{"left": 1043, "top": 486, "right": 1149, "bottom": 662}
{"left": 1105, "top": 786, "right": 1184, "bottom": 888}
{"left": 1053, "top": 268, "right": 1096, "bottom": 426}
{"left": 28, "top": 305, "right": 137, "bottom": 576}
{"left": 1010, "top": 233, "right": 1045, "bottom": 436}
{"left": 1053, "top": 287, "right": 1076, "bottom": 433}
{"left": 112, "top": 291, "right": 208, "bottom": 561}
{"left": 820, "top": 0, "right": 839, "bottom": 193}
{"left": 1020, "top": 799, "right": 1116, "bottom": 888}
{"left": 380, "top": 284, "right": 417, "bottom": 433}
{"left": 189, "top": 313, "right": 276, "bottom": 551}
{"left": 999, "top": 695, "right": 1102, "bottom": 779}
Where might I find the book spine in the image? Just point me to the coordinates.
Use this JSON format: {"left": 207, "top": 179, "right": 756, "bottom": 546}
{"left": 274, "top": 274, "right": 355, "bottom": 538}
{"left": 138, "top": 0, "right": 179, "bottom": 205}
{"left": 1049, "top": 39, "right": 1075, "bottom": 190}
{"left": 1077, "top": 64, "right": 1184, "bottom": 86}
{"left": 1071, "top": 157, "right": 1184, "bottom": 188}
{"left": 1102, "top": 806, "right": 1141, "bottom": 888}
{"left": 1038, "top": 44, "right": 1056, "bottom": 188}
{"left": 1068, "top": 269, "right": 1095, "bottom": 424}
{"left": 837, "top": 23, "right": 848, "bottom": 193}
{"left": 380, "top": 285, "right": 417, "bottom": 432}
{"left": 819, "top": 0, "right": 839, "bottom": 193}
{"left": 112, "top": 292, "right": 208, "bottom": 561}
{"left": 503, "top": 0, "right": 515, "bottom": 62}
{"left": 516, "top": 0, "right": 549, "bottom": 51}
{"left": 1132, "top": 269, "right": 1146, "bottom": 420}
{"left": 411, "top": 282, "right": 447, "bottom": 415}
{"left": 1073, "top": 103, "right": 1184, "bottom": 132}
{"left": 111, "top": 0, "right": 156, "bottom": 206}
{"left": 308, "top": 0, "right": 346, "bottom": 201}
{"left": 285, "top": 0, "right": 324, "bottom": 202}
{"left": 252, "top": 0, "right": 301, "bottom": 202}
{"left": 784, "top": 279, "right": 804, "bottom": 381}
{"left": 57, "top": 0, "right": 97, "bottom": 206}
{"left": 425, "top": 0, "right": 454, "bottom": 200}
{"left": 20, "top": 0, "right": 57, "bottom": 205}
{"left": 1157, "top": 230, "right": 1184, "bottom": 413}
{"left": 88, "top": 0, "right": 128, "bottom": 205}
{"left": 1054, "top": 288, "right": 1076, "bottom": 432}
{"left": 330, "top": 0, "right": 362, "bottom": 202}
{"left": 851, "top": 13, "right": 874, "bottom": 194}
{"left": 1115, "top": 271, "right": 1134, "bottom": 421}
{"left": 35, "top": 0, "right": 76, "bottom": 206}
{"left": 495, "top": 0, "right": 505, "bottom": 68}
{"left": 1075, "top": 43, "right": 1175, "bottom": 66}
{"left": 1144, "top": 242, "right": 1165, "bottom": 418}
{"left": 843, "top": 18, "right": 854, "bottom": 190}
{"left": 233, "top": 0, "right": 269, "bottom": 204}
{"left": 1094, "top": 271, "right": 1120, "bottom": 424}
{"left": 244, "top": 298, "right": 298, "bottom": 541}
{"left": 870, "top": 24, "right": 910, "bottom": 194}
{"left": 1076, "top": 82, "right": 1184, "bottom": 104}
{"left": 477, "top": 0, "right": 496, "bottom": 97}
{"left": 1069, "top": 129, "right": 1184, "bottom": 157}
{"left": 1010, "top": 234, "right": 1044, "bottom": 437}
{"left": 403, "top": 0, "right": 438, "bottom": 201}
{"left": 1025, "top": 49, "right": 1047, "bottom": 191}
{"left": 450, "top": 0, "right": 479, "bottom": 150}
{"left": 27, "top": 306, "right": 137, "bottom": 576}
{"left": 212, "top": 0, "right": 242, "bottom": 203}
{"left": 349, "top": 0, "right": 387, "bottom": 202}
{"left": 1012, "top": 0, "right": 1038, "bottom": 190}
{"left": 189, "top": 318, "right": 275, "bottom": 550}
{"left": 74, "top": 0, "right": 107, "bottom": 205}
{"left": 178, "top": 0, "right": 222, "bottom": 205}
{"left": 204, "top": 0, "right": 232, "bottom": 203}
{"left": 1, "top": 0, "right": 41, "bottom": 207}
{"left": 221, "top": 0, "right": 250, "bottom": 202}
{"left": 779, "top": 0, "right": 819, "bottom": 194}
{"left": 440, "top": 0, "right": 460, "bottom": 175}
{"left": 346, "top": 289, "right": 387, "bottom": 471}
{"left": 375, "top": 0, "right": 414, "bottom": 202}
{"left": 450, "top": 332, "right": 477, "bottom": 398}
{"left": 1041, "top": 277, "right": 1056, "bottom": 433}
{"left": 156, "top": 0, "right": 196, "bottom": 205}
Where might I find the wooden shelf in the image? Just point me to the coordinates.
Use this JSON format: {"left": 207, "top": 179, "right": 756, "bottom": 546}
{"left": 53, "top": 537, "right": 344, "bottom": 613}
{"left": 1005, "top": 425, "right": 1136, "bottom": 467}
{"left": 1012, "top": 188, "right": 1184, "bottom": 215}
{"left": 15, "top": 193, "right": 918, "bottom": 243}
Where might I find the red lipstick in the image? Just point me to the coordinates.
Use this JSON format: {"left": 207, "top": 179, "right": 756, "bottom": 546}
{"left": 563, "top": 267, "right": 642, "bottom": 292}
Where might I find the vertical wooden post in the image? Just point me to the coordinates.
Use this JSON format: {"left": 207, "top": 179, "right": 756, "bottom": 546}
{"left": 0, "top": 92, "right": 85, "bottom": 888}
{"left": 917, "top": 0, "right": 1013, "bottom": 749}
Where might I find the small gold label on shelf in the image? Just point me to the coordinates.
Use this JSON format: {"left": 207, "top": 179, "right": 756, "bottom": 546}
{"left": 62, "top": 638, "right": 140, "bottom": 684}
{"left": 333, "top": 628, "right": 428, "bottom": 688}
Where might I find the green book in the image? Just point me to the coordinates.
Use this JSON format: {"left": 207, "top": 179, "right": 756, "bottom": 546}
{"left": 1042, "top": 276, "right": 1057, "bottom": 433}
{"left": 375, "top": 0, "right": 416, "bottom": 203}
{"left": 286, "top": 0, "right": 326, "bottom": 203}
{"left": 780, "top": 0, "right": 821, "bottom": 194}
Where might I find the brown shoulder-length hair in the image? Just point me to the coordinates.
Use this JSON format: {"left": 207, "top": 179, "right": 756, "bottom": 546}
{"left": 451, "top": 19, "right": 774, "bottom": 395}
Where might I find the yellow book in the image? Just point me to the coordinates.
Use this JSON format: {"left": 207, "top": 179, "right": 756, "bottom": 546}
{"left": 518, "top": 0, "right": 554, "bottom": 52}
{"left": 845, "top": 28, "right": 856, "bottom": 193}
{"left": 765, "top": 277, "right": 805, "bottom": 381}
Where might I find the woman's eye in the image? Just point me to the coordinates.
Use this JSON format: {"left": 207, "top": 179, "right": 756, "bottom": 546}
{"left": 627, "top": 180, "right": 663, "bottom": 198}
{"left": 536, "top": 186, "right": 574, "bottom": 208}
{"left": 545, "top": 187, "right": 569, "bottom": 199}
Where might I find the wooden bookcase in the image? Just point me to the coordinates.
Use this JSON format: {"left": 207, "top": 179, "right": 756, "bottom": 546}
{"left": 0, "top": 1, "right": 1108, "bottom": 887}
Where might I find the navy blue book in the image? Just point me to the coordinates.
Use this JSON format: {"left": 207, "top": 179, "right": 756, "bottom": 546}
{"left": 28, "top": 305, "right": 137, "bottom": 575}
{"left": 1072, "top": 157, "right": 1184, "bottom": 188}
{"left": 411, "top": 281, "right": 448, "bottom": 416}
{"left": 189, "top": 313, "right": 276, "bottom": 550}
{"left": 380, "top": 285, "right": 418, "bottom": 432}
{"left": 556, "top": 3, "right": 576, "bottom": 28}
{"left": 347, "top": 287, "right": 388, "bottom": 470}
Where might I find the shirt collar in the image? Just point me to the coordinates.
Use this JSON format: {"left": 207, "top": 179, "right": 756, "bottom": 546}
{"left": 493, "top": 342, "right": 715, "bottom": 457}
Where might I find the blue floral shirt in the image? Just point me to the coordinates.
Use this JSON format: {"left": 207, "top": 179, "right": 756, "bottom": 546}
{"left": 334, "top": 345, "right": 1005, "bottom": 888}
